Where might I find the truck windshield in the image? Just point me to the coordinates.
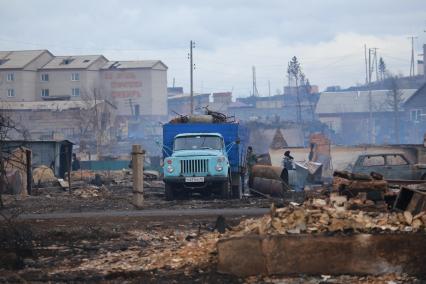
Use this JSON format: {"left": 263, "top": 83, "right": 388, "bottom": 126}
{"left": 174, "top": 136, "right": 223, "bottom": 150}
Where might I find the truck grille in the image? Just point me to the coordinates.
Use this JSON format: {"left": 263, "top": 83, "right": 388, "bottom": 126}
{"left": 180, "top": 159, "right": 209, "bottom": 174}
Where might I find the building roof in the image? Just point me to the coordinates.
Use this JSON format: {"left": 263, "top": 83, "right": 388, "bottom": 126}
{"left": 3, "top": 139, "right": 74, "bottom": 145}
{"left": 168, "top": 93, "right": 210, "bottom": 100}
{"left": 41, "top": 55, "right": 106, "bottom": 70}
{"left": 0, "top": 100, "right": 106, "bottom": 111}
{"left": 316, "top": 89, "right": 417, "bottom": 115}
{"left": 102, "top": 60, "right": 168, "bottom": 70}
{"left": 0, "top": 50, "right": 51, "bottom": 69}
{"left": 213, "top": 92, "right": 232, "bottom": 97}
{"left": 404, "top": 83, "right": 426, "bottom": 107}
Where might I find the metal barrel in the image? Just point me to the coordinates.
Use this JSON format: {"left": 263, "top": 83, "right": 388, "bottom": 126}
{"left": 251, "top": 165, "right": 285, "bottom": 181}
{"left": 252, "top": 177, "right": 284, "bottom": 197}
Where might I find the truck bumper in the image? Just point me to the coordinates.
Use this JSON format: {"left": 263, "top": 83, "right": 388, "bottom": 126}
{"left": 164, "top": 176, "right": 228, "bottom": 189}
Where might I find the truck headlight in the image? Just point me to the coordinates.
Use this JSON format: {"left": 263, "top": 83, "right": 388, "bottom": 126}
{"left": 215, "top": 164, "right": 223, "bottom": 171}
{"left": 167, "top": 165, "right": 174, "bottom": 173}
{"left": 217, "top": 156, "right": 225, "bottom": 163}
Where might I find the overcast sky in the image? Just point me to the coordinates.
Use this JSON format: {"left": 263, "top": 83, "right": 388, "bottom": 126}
{"left": 1, "top": 0, "right": 426, "bottom": 97}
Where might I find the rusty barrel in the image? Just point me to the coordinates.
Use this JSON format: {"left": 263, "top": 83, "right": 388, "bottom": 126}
{"left": 252, "top": 177, "right": 284, "bottom": 197}
{"left": 251, "top": 165, "right": 284, "bottom": 181}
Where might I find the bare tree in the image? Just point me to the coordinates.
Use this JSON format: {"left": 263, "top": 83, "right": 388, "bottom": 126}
{"left": 76, "top": 89, "right": 113, "bottom": 157}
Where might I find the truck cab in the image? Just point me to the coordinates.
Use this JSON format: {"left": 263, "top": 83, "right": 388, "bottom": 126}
{"left": 163, "top": 133, "right": 232, "bottom": 200}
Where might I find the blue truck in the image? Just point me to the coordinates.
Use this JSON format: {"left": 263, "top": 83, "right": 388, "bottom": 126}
{"left": 162, "top": 122, "right": 248, "bottom": 200}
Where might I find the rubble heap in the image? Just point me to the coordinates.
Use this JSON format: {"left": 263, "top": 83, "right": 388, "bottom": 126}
{"left": 73, "top": 185, "right": 110, "bottom": 198}
{"left": 33, "top": 165, "right": 57, "bottom": 185}
{"left": 228, "top": 200, "right": 426, "bottom": 237}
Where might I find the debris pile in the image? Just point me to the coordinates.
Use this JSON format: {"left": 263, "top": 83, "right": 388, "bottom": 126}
{"left": 228, "top": 200, "right": 426, "bottom": 237}
{"left": 33, "top": 165, "right": 57, "bottom": 186}
{"left": 73, "top": 185, "right": 110, "bottom": 198}
{"left": 65, "top": 230, "right": 220, "bottom": 274}
{"left": 332, "top": 170, "right": 389, "bottom": 207}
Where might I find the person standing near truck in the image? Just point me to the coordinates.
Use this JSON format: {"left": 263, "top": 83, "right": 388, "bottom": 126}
{"left": 282, "top": 150, "right": 294, "bottom": 170}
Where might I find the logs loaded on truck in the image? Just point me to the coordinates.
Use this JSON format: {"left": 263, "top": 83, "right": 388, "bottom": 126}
{"left": 160, "top": 113, "right": 248, "bottom": 200}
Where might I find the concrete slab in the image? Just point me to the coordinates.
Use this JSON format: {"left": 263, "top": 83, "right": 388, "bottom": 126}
{"left": 217, "top": 234, "right": 426, "bottom": 277}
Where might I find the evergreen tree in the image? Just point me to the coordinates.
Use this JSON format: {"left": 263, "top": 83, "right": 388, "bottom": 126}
{"left": 378, "top": 57, "right": 386, "bottom": 81}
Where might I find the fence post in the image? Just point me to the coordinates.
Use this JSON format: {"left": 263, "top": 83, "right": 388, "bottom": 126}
{"left": 132, "top": 144, "right": 145, "bottom": 208}
{"left": 26, "top": 149, "right": 32, "bottom": 195}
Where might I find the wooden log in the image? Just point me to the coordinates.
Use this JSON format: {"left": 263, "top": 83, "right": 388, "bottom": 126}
{"left": 346, "top": 180, "right": 387, "bottom": 191}
{"left": 333, "top": 170, "right": 352, "bottom": 179}
{"left": 350, "top": 172, "right": 372, "bottom": 181}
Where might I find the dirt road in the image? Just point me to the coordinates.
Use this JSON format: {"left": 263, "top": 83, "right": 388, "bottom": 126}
{"left": 18, "top": 207, "right": 269, "bottom": 220}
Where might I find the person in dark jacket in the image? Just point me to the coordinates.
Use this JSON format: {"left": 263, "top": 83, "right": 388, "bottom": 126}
{"left": 245, "top": 146, "right": 258, "bottom": 188}
{"left": 71, "top": 153, "right": 80, "bottom": 171}
{"left": 282, "top": 150, "right": 294, "bottom": 170}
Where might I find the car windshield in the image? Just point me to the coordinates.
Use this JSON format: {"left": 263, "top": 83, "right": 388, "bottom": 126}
{"left": 174, "top": 136, "right": 223, "bottom": 150}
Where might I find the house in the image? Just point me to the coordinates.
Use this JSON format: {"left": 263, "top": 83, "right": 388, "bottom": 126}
{"left": 167, "top": 93, "right": 210, "bottom": 117}
{"left": 231, "top": 94, "right": 317, "bottom": 123}
{"left": 2, "top": 140, "right": 73, "bottom": 178}
{"left": 0, "top": 100, "right": 116, "bottom": 146}
{"left": 403, "top": 83, "right": 426, "bottom": 143}
{"left": 316, "top": 89, "right": 417, "bottom": 145}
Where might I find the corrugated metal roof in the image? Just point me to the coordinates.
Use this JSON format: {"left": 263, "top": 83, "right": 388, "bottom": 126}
{"left": 0, "top": 100, "right": 104, "bottom": 111}
{"left": 0, "top": 50, "right": 48, "bottom": 69}
{"left": 316, "top": 89, "right": 417, "bottom": 114}
{"left": 101, "top": 60, "right": 167, "bottom": 69}
{"left": 41, "top": 55, "right": 104, "bottom": 69}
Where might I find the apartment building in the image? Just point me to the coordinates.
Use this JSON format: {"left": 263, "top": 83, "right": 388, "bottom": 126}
{"left": 0, "top": 50, "right": 54, "bottom": 101}
{"left": 0, "top": 50, "right": 168, "bottom": 150}
{"left": 0, "top": 50, "right": 168, "bottom": 118}
{"left": 38, "top": 55, "right": 108, "bottom": 100}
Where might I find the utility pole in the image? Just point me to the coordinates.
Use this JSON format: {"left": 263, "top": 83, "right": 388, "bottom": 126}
{"left": 367, "top": 47, "right": 375, "bottom": 144}
{"left": 408, "top": 36, "right": 417, "bottom": 77}
{"left": 364, "top": 44, "right": 368, "bottom": 85}
{"left": 268, "top": 80, "right": 271, "bottom": 97}
{"left": 189, "top": 40, "right": 195, "bottom": 114}
{"left": 372, "top": 48, "right": 379, "bottom": 82}
{"left": 252, "top": 66, "right": 259, "bottom": 96}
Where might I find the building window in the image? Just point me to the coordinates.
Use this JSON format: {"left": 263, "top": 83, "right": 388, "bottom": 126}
{"left": 71, "top": 73, "right": 80, "bottom": 81}
{"left": 41, "top": 89, "right": 49, "bottom": 97}
{"left": 7, "top": 89, "right": 15, "bottom": 97}
{"left": 411, "top": 109, "right": 422, "bottom": 122}
{"left": 72, "top": 88, "right": 80, "bottom": 97}
{"left": 7, "top": 73, "right": 14, "bottom": 81}
{"left": 41, "top": 73, "right": 49, "bottom": 81}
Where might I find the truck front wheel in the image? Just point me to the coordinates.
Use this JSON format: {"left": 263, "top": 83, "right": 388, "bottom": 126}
{"left": 165, "top": 183, "right": 174, "bottom": 201}
{"left": 220, "top": 179, "right": 231, "bottom": 199}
